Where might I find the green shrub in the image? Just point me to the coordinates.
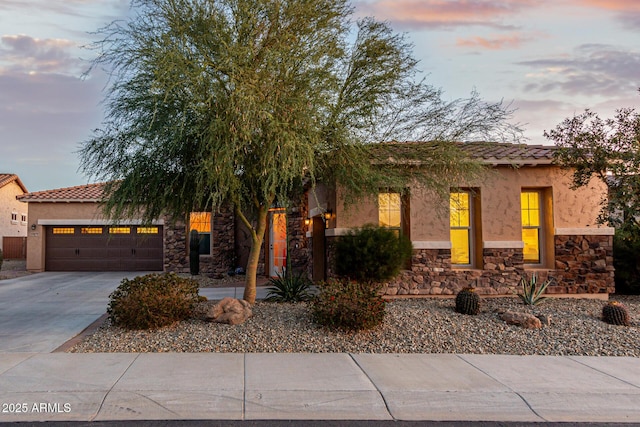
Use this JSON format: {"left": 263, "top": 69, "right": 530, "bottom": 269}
{"left": 311, "top": 279, "right": 385, "bottom": 331}
{"left": 265, "top": 269, "right": 314, "bottom": 302}
{"left": 107, "top": 273, "right": 200, "bottom": 330}
{"left": 334, "top": 225, "right": 413, "bottom": 283}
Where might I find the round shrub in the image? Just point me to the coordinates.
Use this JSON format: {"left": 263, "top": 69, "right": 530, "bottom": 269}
{"left": 311, "top": 279, "right": 385, "bottom": 331}
{"left": 334, "top": 225, "right": 413, "bottom": 283}
{"left": 107, "top": 273, "right": 200, "bottom": 330}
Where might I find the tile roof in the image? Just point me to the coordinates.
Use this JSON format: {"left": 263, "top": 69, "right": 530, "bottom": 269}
{"left": 18, "top": 182, "right": 107, "bottom": 203}
{"left": 372, "top": 142, "right": 556, "bottom": 165}
{"left": 0, "top": 173, "right": 28, "bottom": 193}
{"left": 457, "top": 141, "right": 555, "bottom": 163}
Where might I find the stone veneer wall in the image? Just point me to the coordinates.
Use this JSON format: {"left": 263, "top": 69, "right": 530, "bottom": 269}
{"left": 324, "top": 233, "right": 615, "bottom": 296}
{"left": 164, "top": 207, "right": 236, "bottom": 277}
{"left": 286, "top": 199, "right": 310, "bottom": 274}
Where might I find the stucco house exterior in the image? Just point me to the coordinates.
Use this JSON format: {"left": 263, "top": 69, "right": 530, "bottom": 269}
{"left": 0, "top": 174, "right": 28, "bottom": 258}
{"left": 18, "top": 142, "right": 615, "bottom": 297}
{"left": 18, "top": 183, "right": 308, "bottom": 277}
{"left": 307, "top": 142, "right": 615, "bottom": 297}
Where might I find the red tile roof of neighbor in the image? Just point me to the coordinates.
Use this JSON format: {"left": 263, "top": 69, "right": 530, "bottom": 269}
{"left": 18, "top": 182, "right": 107, "bottom": 203}
{"left": 0, "top": 173, "right": 28, "bottom": 193}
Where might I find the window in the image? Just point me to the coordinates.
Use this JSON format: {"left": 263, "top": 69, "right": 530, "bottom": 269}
{"left": 21, "top": 214, "right": 27, "bottom": 224}
{"left": 137, "top": 227, "right": 159, "bottom": 234}
{"left": 109, "top": 227, "right": 131, "bottom": 234}
{"left": 521, "top": 191, "right": 542, "bottom": 264}
{"left": 450, "top": 191, "right": 472, "bottom": 266}
{"left": 378, "top": 192, "right": 401, "bottom": 234}
{"left": 81, "top": 227, "right": 103, "bottom": 234}
{"left": 189, "top": 212, "right": 211, "bottom": 255}
{"left": 11, "top": 212, "right": 18, "bottom": 224}
{"left": 52, "top": 227, "right": 75, "bottom": 234}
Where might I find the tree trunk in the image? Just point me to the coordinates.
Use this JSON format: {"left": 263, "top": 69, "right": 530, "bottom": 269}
{"left": 243, "top": 205, "right": 269, "bottom": 304}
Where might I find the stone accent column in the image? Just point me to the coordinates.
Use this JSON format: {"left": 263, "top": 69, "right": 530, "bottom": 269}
{"left": 549, "top": 234, "right": 614, "bottom": 294}
{"left": 164, "top": 216, "right": 188, "bottom": 273}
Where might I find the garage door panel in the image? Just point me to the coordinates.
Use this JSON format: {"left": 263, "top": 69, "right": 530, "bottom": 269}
{"left": 46, "top": 226, "right": 163, "bottom": 271}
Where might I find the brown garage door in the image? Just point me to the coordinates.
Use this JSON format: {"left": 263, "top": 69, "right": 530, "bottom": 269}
{"left": 45, "top": 225, "right": 163, "bottom": 271}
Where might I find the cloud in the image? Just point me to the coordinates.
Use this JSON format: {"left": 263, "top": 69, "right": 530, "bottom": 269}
{"left": 577, "top": 0, "right": 640, "bottom": 30}
{"left": 355, "top": 0, "right": 539, "bottom": 30}
{"left": 456, "top": 32, "right": 540, "bottom": 50}
{"left": 0, "top": 35, "right": 84, "bottom": 75}
{"left": 517, "top": 44, "right": 640, "bottom": 98}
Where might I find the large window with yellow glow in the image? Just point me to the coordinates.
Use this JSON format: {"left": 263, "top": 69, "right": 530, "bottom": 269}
{"left": 189, "top": 212, "right": 211, "bottom": 255}
{"left": 521, "top": 191, "right": 541, "bottom": 264}
{"left": 378, "top": 192, "right": 401, "bottom": 233}
{"left": 450, "top": 192, "right": 472, "bottom": 266}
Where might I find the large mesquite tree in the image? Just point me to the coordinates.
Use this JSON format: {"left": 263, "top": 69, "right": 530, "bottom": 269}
{"left": 80, "top": 0, "right": 521, "bottom": 304}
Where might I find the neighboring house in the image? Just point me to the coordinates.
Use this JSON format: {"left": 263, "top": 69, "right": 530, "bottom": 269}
{"left": 0, "top": 174, "right": 28, "bottom": 258}
{"left": 307, "top": 142, "right": 615, "bottom": 297}
{"left": 18, "top": 183, "right": 309, "bottom": 276}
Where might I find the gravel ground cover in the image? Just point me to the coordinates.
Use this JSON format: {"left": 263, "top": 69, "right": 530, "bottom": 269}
{"left": 69, "top": 295, "right": 640, "bottom": 356}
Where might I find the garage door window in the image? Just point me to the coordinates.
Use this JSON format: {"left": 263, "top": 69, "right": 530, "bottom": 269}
{"left": 53, "top": 228, "right": 75, "bottom": 234}
{"left": 137, "top": 227, "right": 159, "bottom": 234}
{"left": 81, "top": 227, "right": 103, "bottom": 234}
{"left": 109, "top": 227, "right": 131, "bottom": 234}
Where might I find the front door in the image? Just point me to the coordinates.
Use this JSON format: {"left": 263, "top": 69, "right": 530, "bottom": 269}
{"left": 269, "top": 209, "right": 287, "bottom": 277}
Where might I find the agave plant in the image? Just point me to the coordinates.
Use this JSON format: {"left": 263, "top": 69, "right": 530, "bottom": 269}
{"left": 265, "top": 269, "right": 314, "bottom": 302}
{"left": 519, "top": 273, "right": 553, "bottom": 305}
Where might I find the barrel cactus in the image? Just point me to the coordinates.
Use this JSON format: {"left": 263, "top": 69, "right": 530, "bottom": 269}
{"left": 455, "top": 287, "right": 480, "bottom": 315}
{"left": 602, "top": 301, "right": 631, "bottom": 326}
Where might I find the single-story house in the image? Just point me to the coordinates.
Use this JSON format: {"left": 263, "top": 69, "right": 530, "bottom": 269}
{"left": 18, "top": 141, "right": 615, "bottom": 297}
{"left": 0, "top": 173, "right": 28, "bottom": 258}
{"left": 18, "top": 183, "right": 308, "bottom": 277}
{"left": 307, "top": 142, "right": 615, "bottom": 297}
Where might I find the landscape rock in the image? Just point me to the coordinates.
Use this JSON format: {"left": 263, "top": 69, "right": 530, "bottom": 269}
{"left": 500, "top": 310, "right": 543, "bottom": 329}
{"left": 206, "top": 297, "right": 252, "bottom": 325}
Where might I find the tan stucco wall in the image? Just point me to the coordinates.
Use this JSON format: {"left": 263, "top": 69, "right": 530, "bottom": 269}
{"left": 328, "top": 164, "right": 606, "bottom": 242}
{"left": 0, "top": 181, "right": 28, "bottom": 248}
{"left": 25, "top": 202, "right": 106, "bottom": 271}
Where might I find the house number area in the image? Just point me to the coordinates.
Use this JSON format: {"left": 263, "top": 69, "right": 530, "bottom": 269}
{"left": 2, "top": 402, "right": 71, "bottom": 414}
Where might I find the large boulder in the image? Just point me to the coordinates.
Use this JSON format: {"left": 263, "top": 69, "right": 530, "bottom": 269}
{"left": 500, "top": 310, "right": 542, "bottom": 329}
{"left": 206, "top": 297, "right": 252, "bottom": 325}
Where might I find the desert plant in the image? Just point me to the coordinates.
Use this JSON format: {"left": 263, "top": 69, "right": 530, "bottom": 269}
{"left": 334, "top": 225, "right": 413, "bottom": 284}
{"left": 455, "top": 287, "right": 480, "bottom": 315}
{"left": 189, "top": 229, "right": 200, "bottom": 275}
{"left": 519, "top": 273, "right": 552, "bottom": 305}
{"left": 265, "top": 269, "right": 314, "bottom": 302}
{"left": 602, "top": 301, "right": 631, "bottom": 326}
{"left": 107, "top": 273, "right": 200, "bottom": 330}
{"left": 311, "top": 279, "right": 385, "bottom": 331}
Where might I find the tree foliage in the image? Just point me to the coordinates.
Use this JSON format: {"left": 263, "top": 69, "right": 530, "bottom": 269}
{"left": 545, "top": 91, "right": 640, "bottom": 294}
{"left": 80, "top": 0, "right": 521, "bottom": 303}
{"left": 545, "top": 96, "right": 640, "bottom": 236}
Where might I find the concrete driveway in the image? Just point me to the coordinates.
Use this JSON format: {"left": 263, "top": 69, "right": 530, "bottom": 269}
{"left": 0, "top": 272, "right": 144, "bottom": 353}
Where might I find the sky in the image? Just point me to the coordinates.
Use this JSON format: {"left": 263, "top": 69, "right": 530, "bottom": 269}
{"left": 1, "top": 0, "right": 639, "bottom": 192}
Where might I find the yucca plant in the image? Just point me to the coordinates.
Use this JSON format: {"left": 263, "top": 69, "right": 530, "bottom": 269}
{"left": 265, "top": 269, "right": 314, "bottom": 302}
{"left": 519, "top": 273, "right": 553, "bottom": 305}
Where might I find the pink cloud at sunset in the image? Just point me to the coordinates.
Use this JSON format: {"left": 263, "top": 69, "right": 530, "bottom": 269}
{"left": 356, "top": 0, "right": 539, "bottom": 29}
{"left": 456, "top": 33, "right": 536, "bottom": 50}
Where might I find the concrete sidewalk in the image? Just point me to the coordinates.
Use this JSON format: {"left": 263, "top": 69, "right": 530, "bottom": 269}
{"left": 0, "top": 353, "right": 639, "bottom": 423}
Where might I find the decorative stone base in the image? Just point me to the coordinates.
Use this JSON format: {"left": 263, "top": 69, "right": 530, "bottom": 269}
{"left": 324, "top": 234, "right": 615, "bottom": 296}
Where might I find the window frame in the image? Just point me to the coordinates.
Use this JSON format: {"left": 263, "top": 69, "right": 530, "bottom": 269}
{"left": 521, "top": 189, "right": 544, "bottom": 266}
{"left": 377, "top": 191, "right": 411, "bottom": 238}
{"left": 189, "top": 212, "right": 212, "bottom": 256}
{"left": 450, "top": 190, "right": 475, "bottom": 268}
